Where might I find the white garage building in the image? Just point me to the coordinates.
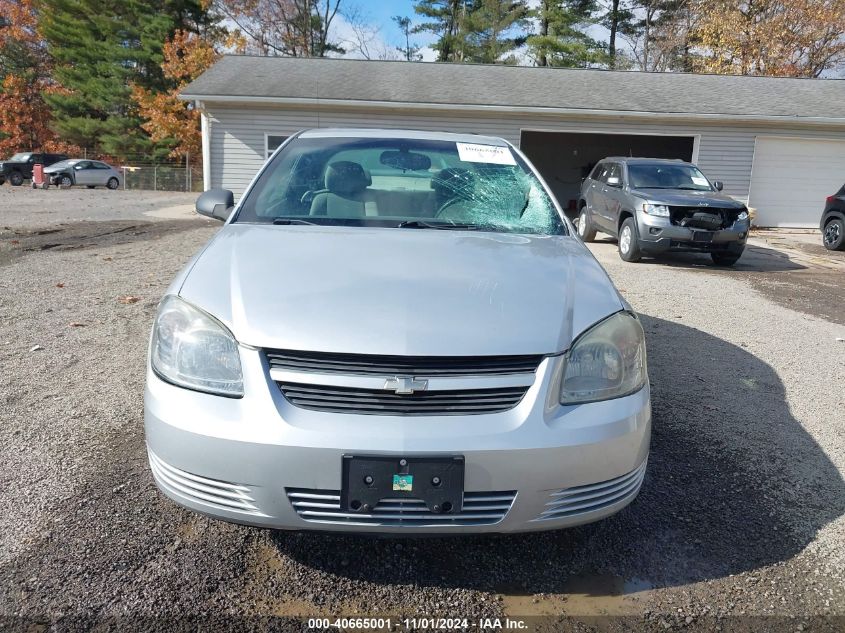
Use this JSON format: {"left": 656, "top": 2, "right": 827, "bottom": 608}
{"left": 181, "top": 55, "right": 845, "bottom": 227}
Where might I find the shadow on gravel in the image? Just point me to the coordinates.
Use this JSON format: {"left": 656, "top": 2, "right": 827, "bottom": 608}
{"left": 273, "top": 314, "right": 845, "bottom": 595}
{"left": 589, "top": 239, "right": 807, "bottom": 273}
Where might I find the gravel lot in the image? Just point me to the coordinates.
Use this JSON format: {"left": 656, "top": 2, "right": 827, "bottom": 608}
{"left": 1, "top": 188, "right": 843, "bottom": 631}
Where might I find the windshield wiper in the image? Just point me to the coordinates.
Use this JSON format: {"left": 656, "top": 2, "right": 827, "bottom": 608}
{"left": 272, "top": 218, "right": 319, "bottom": 225}
{"left": 397, "top": 220, "right": 480, "bottom": 230}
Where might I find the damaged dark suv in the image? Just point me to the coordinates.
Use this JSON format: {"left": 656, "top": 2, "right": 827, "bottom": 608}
{"left": 577, "top": 158, "right": 750, "bottom": 266}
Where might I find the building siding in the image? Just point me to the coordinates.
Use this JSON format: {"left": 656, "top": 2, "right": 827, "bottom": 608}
{"left": 205, "top": 103, "right": 845, "bottom": 219}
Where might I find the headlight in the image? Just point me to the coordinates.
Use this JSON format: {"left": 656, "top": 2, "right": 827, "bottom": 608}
{"left": 560, "top": 312, "right": 647, "bottom": 404}
{"left": 642, "top": 203, "right": 670, "bottom": 217}
{"left": 737, "top": 210, "right": 749, "bottom": 221}
{"left": 151, "top": 295, "right": 243, "bottom": 397}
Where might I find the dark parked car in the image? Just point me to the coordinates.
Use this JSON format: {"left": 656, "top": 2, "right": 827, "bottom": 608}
{"left": 577, "top": 158, "right": 750, "bottom": 266}
{"left": 821, "top": 184, "right": 845, "bottom": 251}
{"left": 0, "top": 152, "right": 68, "bottom": 186}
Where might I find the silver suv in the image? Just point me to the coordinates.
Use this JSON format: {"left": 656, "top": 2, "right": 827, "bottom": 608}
{"left": 577, "top": 158, "right": 750, "bottom": 266}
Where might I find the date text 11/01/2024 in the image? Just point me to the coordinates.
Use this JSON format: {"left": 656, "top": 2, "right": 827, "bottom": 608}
{"left": 307, "top": 617, "right": 530, "bottom": 630}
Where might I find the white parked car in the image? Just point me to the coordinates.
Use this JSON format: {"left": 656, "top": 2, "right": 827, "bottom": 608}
{"left": 44, "top": 159, "right": 121, "bottom": 189}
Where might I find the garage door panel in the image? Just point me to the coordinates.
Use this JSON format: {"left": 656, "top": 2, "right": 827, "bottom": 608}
{"left": 749, "top": 137, "right": 845, "bottom": 228}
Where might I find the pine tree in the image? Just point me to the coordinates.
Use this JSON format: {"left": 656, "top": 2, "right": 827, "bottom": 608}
{"left": 393, "top": 16, "right": 422, "bottom": 61}
{"left": 463, "top": 0, "right": 529, "bottom": 64}
{"left": 527, "top": 0, "right": 607, "bottom": 67}
{"left": 40, "top": 0, "right": 209, "bottom": 157}
{"left": 413, "top": 0, "right": 472, "bottom": 62}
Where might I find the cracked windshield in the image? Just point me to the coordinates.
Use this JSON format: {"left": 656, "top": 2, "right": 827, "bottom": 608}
{"left": 236, "top": 137, "right": 565, "bottom": 235}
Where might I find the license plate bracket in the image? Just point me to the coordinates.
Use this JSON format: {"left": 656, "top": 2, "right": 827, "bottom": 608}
{"left": 692, "top": 231, "right": 714, "bottom": 242}
{"left": 341, "top": 455, "right": 464, "bottom": 514}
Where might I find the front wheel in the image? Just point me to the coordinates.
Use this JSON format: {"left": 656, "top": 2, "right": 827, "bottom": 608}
{"left": 9, "top": 172, "right": 23, "bottom": 186}
{"left": 59, "top": 175, "right": 73, "bottom": 187}
{"left": 576, "top": 207, "right": 597, "bottom": 242}
{"left": 618, "top": 217, "right": 642, "bottom": 262}
{"left": 107, "top": 177, "right": 119, "bottom": 190}
{"left": 711, "top": 251, "right": 742, "bottom": 266}
{"left": 822, "top": 217, "right": 845, "bottom": 251}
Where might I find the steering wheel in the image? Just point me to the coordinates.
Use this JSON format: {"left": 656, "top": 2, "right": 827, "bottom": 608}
{"left": 434, "top": 197, "right": 467, "bottom": 219}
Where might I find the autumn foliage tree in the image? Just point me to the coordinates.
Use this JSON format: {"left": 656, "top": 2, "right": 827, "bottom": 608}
{"left": 132, "top": 30, "right": 219, "bottom": 159}
{"left": 693, "top": 0, "right": 845, "bottom": 77}
{"left": 0, "top": 0, "right": 63, "bottom": 154}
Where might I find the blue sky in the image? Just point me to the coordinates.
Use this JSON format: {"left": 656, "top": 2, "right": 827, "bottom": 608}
{"left": 337, "top": 0, "right": 440, "bottom": 60}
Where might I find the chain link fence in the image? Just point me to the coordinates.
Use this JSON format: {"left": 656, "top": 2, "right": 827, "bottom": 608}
{"left": 80, "top": 150, "right": 203, "bottom": 192}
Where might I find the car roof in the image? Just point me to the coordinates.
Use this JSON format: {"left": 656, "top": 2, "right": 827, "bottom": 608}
{"left": 298, "top": 127, "right": 510, "bottom": 147}
{"left": 602, "top": 157, "right": 692, "bottom": 165}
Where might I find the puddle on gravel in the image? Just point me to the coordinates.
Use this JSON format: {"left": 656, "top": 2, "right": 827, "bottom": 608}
{"left": 501, "top": 573, "right": 654, "bottom": 616}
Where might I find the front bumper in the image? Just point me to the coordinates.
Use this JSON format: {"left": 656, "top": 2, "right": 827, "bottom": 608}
{"left": 636, "top": 214, "right": 749, "bottom": 254}
{"left": 144, "top": 349, "right": 651, "bottom": 534}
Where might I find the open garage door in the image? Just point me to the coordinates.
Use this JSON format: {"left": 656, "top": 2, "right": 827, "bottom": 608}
{"left": 749, "top": 137, "right": 845, "bottom": 228}
{"left": 520, "top": 130, "right": 695, "bottom": 217}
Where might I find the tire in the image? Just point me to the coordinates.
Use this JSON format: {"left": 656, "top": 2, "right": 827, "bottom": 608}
{"left": 107, "top": 177, "right": 119, "bottom": 190}
{"left": 9, "top": 171, "right": 23, "bottom": 186}
{"left": 618, "top": 217, "right": 642, "bottom": 262}
{"left": 59, "top": 175, "right": 73, "bottom": 187}
{"left": 711, "top": 251, "right": 742, "bottom": 266}
{"left": 822, "top": 217, "right": 845, "bottom": 251}
{"left": 576, "top": 206, "right": 598, "bottom": 242}
{"left": 0, "top": 178, "right": 5, "bottom": 185}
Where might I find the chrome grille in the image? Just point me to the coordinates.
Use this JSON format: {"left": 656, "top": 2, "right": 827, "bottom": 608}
{"left": 533, "top": 460, "right": 647, "bottom": 522}
{"left": 148, "top": 450, "right": 265, "bottom": 516}
{"left": 277, "top": 382, "right": 528, "bottom": 415}
{"left": 287, "top": 489, "right": 516, "bottom": 526}
{"left": 265, "top": 349, "right": 543, "bottom": 376}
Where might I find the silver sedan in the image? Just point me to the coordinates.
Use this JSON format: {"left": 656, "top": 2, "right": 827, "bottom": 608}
{"left": 44, "top": 159, "right": 122, "bottom": 189}
{"left": 144, "top": 128, "right": 651, "bottom": 534}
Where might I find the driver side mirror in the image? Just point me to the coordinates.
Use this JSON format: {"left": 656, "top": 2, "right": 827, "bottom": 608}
{"left": 196, "top": 188, "right": 234, "bottom": 222}
{"left": 606, "top": 176, "right": 622, "bottom": 187}
{"left": 713, "top": 181, "right": 724, "bottom": 191}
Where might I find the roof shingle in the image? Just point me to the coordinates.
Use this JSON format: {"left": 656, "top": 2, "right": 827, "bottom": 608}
{"left": 181, "top": 55, "right": 845, "bottom": 121}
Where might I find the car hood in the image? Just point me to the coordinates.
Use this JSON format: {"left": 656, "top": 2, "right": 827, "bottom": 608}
{"left": 632, "top": 188, "right": 746, "bottom": 208}
{"left": 43, "top": 164, "right": 68, "bottom": 173}
{"left": 177, "top": 224, "right": 625, "bottom": 356}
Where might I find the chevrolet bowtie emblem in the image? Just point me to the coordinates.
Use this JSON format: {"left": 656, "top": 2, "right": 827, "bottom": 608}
{"left": 384, "top": 376, "right": 428, "bottom": 395}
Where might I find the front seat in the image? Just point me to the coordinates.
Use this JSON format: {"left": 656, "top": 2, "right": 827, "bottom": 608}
{"left": 310, "top": 161, "right": 377, "bottom": 217}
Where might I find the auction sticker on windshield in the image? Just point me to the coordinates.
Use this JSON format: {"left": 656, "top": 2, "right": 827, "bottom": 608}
{"left": 456, "top": 142, "right": 516, "bottom": 165}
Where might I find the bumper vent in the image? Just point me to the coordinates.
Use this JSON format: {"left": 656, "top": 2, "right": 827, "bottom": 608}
{"left": 265, "top": 350, "right": 543, "bottom": 377}
{"left": 534, "top": 460, "right": 647, "bottom": 522}
{"left": 277, "top": 382, "right": 528, "bottom": 416}
{"left": 287, "top": 489, "right": 516, "bottom": 527}
{"left": 148, "top": 451, "right": 265, "bottom": 516}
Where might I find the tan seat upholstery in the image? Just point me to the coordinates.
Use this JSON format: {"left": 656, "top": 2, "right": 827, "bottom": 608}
{"left": 310, "top": 161, "right": 378, "bottom": 217}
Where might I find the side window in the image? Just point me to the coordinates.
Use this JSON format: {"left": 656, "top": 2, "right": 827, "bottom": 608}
{"left": 589, "top": 163, "right": 605, "bottom": 181}
{"left": 92, "top": 162, "right": 111, "bottom": 170}
{"left": 75, "top": 161, "right": 92, "bottom": 170}
{"left": 265, "top": 134, "right": 288, "bottom": 160}
{"left": 595, "top": 164, "right": 611, "bottom": 183}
